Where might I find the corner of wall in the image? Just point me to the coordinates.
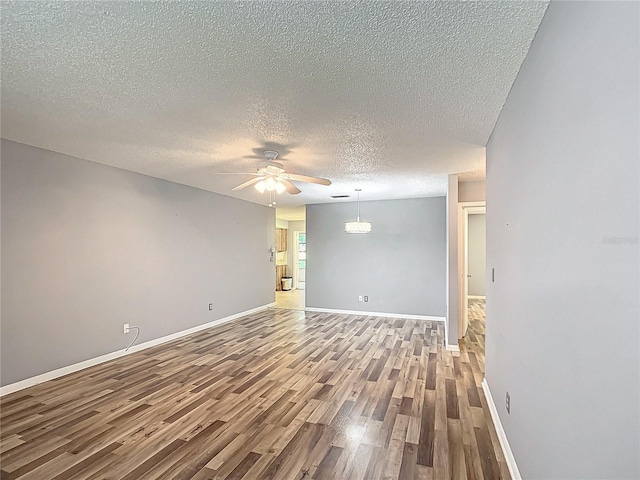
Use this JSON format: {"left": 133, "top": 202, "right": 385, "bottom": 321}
{"left": 446, "top": 174, "right": 459, "bottom": 347}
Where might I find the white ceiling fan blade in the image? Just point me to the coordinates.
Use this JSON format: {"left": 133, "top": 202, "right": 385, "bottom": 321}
{"left": 281, "top": 179, "right": 301, "bottom": 195}
{"left": 286, "top": 173, "right": 331, "bottom": 186}
{"left": 232, "top": 176, "right": 263, "bottom": 191}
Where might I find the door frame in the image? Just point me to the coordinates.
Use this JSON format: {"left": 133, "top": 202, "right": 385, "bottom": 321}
{"left": 293, "top": 231, "right": 304, "bottom": 289}
{"left": 458, "top": 202, "right": 486, "bottom": 339}
{"left": 293, "top": 231, "right": 299, "bottom": 289}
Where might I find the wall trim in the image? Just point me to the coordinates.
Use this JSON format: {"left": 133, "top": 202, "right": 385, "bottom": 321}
{"left": 444, "top": 310, "right": 450, "bottom": 348}
{"left": 443, "top": 311, "right": 457, "bottom": 351}
{"left": 305, "top": 307, "right": 445, "bottom": 322}
{"left": 0, "top": 302, "right": 276, "bottom": 397}
{"left": 482, "top": 378, "right": 522, "bottom": 480}
{"left": 468, "top": 295, "right": 486, "bottom": 300}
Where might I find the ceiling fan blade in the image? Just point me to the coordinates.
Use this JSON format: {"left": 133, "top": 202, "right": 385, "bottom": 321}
{"left": 281, "top": 179, "right": 301, "bottom": 195}
{"left": 286, "top": 173, "right": 331, "bottom": 186}
{"left": 232, "top": 176, "right": 263, "bottom": 191}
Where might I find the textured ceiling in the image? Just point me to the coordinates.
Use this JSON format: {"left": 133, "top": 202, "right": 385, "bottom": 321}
{"left": 1, "top": 1, "right": 547, "bottom": 207}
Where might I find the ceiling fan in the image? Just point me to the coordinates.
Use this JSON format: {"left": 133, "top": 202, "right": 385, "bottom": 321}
{"left": 228, "top": 150, "right": 331, "bottom": 195}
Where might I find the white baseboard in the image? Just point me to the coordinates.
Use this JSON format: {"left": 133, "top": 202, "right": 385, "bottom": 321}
{"left": 0, "top": 303, "right": 276, "bottom": 397}
{"left": 482, "top": 378, "right": 521, "bottom": 480}
{"left": 304, "top": 307, "right": 445, "bottom": 322}
{"left": 468, "top": 295, "right": 486, "bottom": 300}
{"left": 446, "top": 343, "right": 460, "bottom": 352}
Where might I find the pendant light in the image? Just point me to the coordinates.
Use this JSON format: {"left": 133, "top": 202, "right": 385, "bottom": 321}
{"left": 345, "top": 189, "right": 372, "bottom": 234}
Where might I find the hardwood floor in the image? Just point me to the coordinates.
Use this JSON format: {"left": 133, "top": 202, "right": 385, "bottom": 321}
{"left": 0, "top": 307, "right": 508, "bottom": 479}
{"left": 459, "top": 299, "right": 486, "bottom": 373}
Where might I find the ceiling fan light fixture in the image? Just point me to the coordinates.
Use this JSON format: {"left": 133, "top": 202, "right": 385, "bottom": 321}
{"left": 255, "top": 180, "right": 266, "bottom": 193}
{"left": 255, "top": 177, "right": 285, "bottom": 194}
{"left": 230, "top": 149, "right": 330, "bottom": 196}
{"left": 345, "top": 189, "right": 372, "bottom": 234}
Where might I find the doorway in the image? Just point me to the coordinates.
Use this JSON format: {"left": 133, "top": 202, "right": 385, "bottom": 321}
{"left": 275, "top": 206, "right": 306, "bottom": 310}
{"left": 459, "top": 203, "right": 487, "bottom": 367}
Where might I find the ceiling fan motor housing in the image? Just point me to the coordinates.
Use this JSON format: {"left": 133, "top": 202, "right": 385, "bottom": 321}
{"left": 263, "top": 150, "right": 280, "bottom": 161}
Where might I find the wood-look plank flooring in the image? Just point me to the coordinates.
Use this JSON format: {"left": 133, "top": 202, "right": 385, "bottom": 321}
{"left": 459, "top": 299, "right": 486, "bottom": 372}
{"left": 1, "top": 307, "right": 508, "bottom": 479}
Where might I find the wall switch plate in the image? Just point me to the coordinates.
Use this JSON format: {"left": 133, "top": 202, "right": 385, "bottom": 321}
{"left": 358, "top": 296, "right": 363, "bottom": 302}
{"left": 364, "top": 296, "right": 368, "bottom": 302}
{"left": 123, "top": 323, "right": 130, "bottom": 334}
{"left": 506, "top": 391, "right": 511, "bottom": 414}
{"left": 209, "top": 303, "right": 213, "bottom": 311}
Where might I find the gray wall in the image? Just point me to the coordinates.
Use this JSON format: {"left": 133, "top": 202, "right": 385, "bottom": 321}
{"left": 486, "top": 2, "right": 639, "bottom": 479}
{"left": 1, "top": 140, "right": 275, "bottom": 386}
{"left": 306, "top": 197, "right": 446, "bottom": 317}
{"left": 467, "top": 214, "right": 485, "bottom": 297}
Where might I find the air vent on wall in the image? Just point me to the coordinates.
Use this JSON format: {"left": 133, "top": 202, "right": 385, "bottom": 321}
{"left": 331, "top": 195, "right": 351, "bottom": 199}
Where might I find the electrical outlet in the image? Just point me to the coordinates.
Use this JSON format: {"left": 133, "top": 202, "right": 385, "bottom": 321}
{"left": 209, "top": 303, "right": 213, "bottom": 311}
{"left": 506, "top": 391, "right": 511, "bottom": 414}
{"left": 364, "top": 296, "right": 368, "bottom": 302}
{"left": 123, "top": 323, "right": 130, "bottom": 334}
{"left": 358, "top": 295, "right": 363, "bottom": 302}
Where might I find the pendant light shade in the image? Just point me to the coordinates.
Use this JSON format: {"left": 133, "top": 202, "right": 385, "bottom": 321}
{"left": 265, "top": 177, "right": 277, "bottom": 191}
{"left": 275, "top": 181, "right": 286, "bottom": 194}
{"left": 345, "top": 189, "right": 372, "bottom": 234}
{"left": 345, "top": 220, "right": 372, "bottom": 233}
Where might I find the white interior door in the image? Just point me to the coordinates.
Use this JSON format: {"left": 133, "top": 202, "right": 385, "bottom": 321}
{"left": 461, "top": 209, "right": 470, "bottom": 338}
{"left": 458, "top": 203, "right": 485, "bottom": 339}
{"left": 294, "top": 231, "right": 306, "bottom": 290}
